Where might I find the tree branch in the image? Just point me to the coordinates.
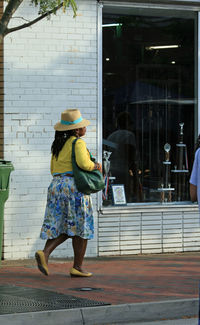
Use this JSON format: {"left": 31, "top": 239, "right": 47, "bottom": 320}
{"left": 11, "top": 16, "right": 30, "bottom": 23}
{"left": 0, "top": 0, "right": 24, "bottom": 36}
{"left": 5, "top": 2, "right": 64, "bottom": 36}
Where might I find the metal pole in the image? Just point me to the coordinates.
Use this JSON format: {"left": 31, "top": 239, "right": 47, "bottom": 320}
{"left": 97, "top": 2, "right": 103, "bottom": 210}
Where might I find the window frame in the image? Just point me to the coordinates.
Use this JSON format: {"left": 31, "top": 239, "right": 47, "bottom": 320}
{"left": 97, "top": 1, "right": 200, "bottom": 210}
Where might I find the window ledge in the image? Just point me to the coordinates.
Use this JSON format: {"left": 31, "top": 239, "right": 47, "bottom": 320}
{"left": 99, "top": 201, "right": 199, "bottom": 214}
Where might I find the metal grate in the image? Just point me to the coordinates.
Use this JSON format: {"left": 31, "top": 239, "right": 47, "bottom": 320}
{"left": 0, "top": 285, "right": 110, "bottom": 314}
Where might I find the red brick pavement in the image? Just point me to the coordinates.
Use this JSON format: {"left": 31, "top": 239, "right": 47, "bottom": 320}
{"left": 0, "top": 253, "right": 200, "bottom": 305}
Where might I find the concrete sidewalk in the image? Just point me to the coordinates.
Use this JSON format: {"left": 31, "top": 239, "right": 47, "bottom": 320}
{"left": 0, "top": 252, "right": 200, "bottom": 324}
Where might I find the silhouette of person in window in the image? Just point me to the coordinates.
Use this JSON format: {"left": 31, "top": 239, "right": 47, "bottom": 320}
{"left": 107, "top": 111, "right": 142, "bottom": 202}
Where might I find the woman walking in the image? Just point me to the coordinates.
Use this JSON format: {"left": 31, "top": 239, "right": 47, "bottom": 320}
{"left": 35, "top": 109, "right": 102, "bottom": 277}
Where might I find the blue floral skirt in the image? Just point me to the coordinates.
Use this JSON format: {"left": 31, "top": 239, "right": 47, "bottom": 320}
{"left": 40, "top": 176, "right": 94, "bottom": 240}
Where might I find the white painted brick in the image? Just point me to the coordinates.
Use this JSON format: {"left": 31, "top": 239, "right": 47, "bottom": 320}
{"left": 184, "top": 232, "right": 200, "bottom": 237}
{"left": 163, "top": 224, "right": 182, "bottom": 229}
{"left": 184, "top": 246, "right": 200, "bottom": 251}
{"left": 99, "top": 246, "right": 120, "bottom": 252}
{"left": 3, "top": 252, "right": 13, "bottom": 259}
{"left": 121, "top": 227, "right": 140, "bottom": 233}
{"left": 99, "top": 251, "right": 120, "bottom": 256}
{"left": 142, "top": 248, "right": 162, "bottom": 253}
{"left": 142, "top": 225, "right": 162, "bottom": 230}
{"left": 5, "top": 120, "right": 20, "bottom": 126}
{"left": 163, "top": 228, "right": 182, "bottom": 234}
{"left": 3, "top": 0, "right": 98, "bottom": 259}
{"left": 184, "top": 223, "right": 200, "bottom": 228}
{"left": 99, "top": 241, "right": 119, "bottom": 247}
{"left": 99, "top": 236, "right": 119, "bottom": 242}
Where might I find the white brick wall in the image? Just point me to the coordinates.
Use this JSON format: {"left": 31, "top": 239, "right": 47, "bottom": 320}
{"left": 3, "top": 0, "right": 98, "bottom": 259}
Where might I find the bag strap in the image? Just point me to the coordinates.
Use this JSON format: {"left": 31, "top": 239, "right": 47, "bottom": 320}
{"left": 72, "top": 138, "right": 95, "bottom": 162}
{"left": 72, "top": 138, "right": 78, "bottom": 164}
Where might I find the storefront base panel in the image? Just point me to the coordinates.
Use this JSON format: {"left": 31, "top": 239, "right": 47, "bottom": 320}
{"left": 98, "top": 206, "right": 200, "bottom": 256}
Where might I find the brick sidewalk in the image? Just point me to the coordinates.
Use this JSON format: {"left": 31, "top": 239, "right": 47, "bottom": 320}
{"left": 0, "top": 252, "right": 200, "bottom": 305}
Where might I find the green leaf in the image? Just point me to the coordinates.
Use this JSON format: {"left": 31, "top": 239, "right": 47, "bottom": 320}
{"left": 31, "top": 0, "right": 77, "bottom": 17}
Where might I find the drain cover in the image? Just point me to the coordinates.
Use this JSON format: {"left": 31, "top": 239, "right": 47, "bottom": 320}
{"left": 71, "top": 287, "right": 103, "bottom": 292}
{"left": 0, "top": 285, "right": 110, "bottom": 315}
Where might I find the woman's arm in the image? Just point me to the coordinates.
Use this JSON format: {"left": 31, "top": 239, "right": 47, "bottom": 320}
{"left": 75, "top": 139, "right": 102, "bottom": 171}
{"left": 190, "top": 183, "right": 197, "bottom": 202}
{"left": 189, "top": 148, "right": 200, "bottom": 203}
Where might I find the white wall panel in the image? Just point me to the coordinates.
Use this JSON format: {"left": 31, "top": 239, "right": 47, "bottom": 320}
{"left": 99, "top": 207, "right": 200, "bottom": 256}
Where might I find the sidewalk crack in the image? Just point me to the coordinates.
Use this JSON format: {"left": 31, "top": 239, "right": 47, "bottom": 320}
{"left": 80, "top": 308, "right": 85, "bottom": 325}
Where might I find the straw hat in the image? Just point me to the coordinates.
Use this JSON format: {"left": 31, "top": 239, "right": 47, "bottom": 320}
{"left": 54, "top": 109, "right": 90, "bottom": 131}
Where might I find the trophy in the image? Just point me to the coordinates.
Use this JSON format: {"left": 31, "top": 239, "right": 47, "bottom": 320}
{"left": 103, "top": 151, "right": 112, "bottom": 202}
{"left": 158, "top": 143, "right": 174, "bottom": 203}
{"left": 171, "top": 123, "right": 189, "bottom": 201}
{"left": 163, "top": 143, "right": 171, "bottom": 188}
{"left": 103, "top": 151, "right": 112, "bottom": 177}
{"left": 179, "top": 122, "right": 184, "bottom": 141}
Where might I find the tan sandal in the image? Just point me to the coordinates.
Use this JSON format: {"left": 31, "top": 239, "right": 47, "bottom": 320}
{"left": 35, "top": 250, "right": 49, "bottom": 276}
{"left": 70, "top": 267, "right": 92, "bottom": 277}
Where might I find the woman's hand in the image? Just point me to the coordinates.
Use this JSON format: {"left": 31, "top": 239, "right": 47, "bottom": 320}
{"left": 94, "top": 162, "right": 102, "bottom": 173}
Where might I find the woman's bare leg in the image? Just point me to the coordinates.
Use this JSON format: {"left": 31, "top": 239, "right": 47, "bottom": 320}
{"left": 43, "top": 234, "right": 68, "bottom": 263}
{"left": 72, "top": 236, "right": 88, "bottom": 272}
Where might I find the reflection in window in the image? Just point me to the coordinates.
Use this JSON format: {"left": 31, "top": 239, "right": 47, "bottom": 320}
{"left": 102, "top": 9, "right": 197, "bottom": 205}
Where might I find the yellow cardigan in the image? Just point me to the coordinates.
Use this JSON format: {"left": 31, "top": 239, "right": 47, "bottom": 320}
{"left": 50, "top": 136, "right": 95, "bottom": 175}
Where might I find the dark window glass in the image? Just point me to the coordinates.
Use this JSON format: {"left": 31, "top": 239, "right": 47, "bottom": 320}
{"left": 102, "top": 9, "right": 197, "bottom": 205}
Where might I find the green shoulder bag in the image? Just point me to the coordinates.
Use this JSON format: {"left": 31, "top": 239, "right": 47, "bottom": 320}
{"left": 72, "top": 139, "right": 105, "bottom": 195}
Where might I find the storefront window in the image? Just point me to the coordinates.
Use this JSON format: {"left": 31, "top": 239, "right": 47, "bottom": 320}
{"left": 102, "top": 8, "right": 197, "bottom": 205}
